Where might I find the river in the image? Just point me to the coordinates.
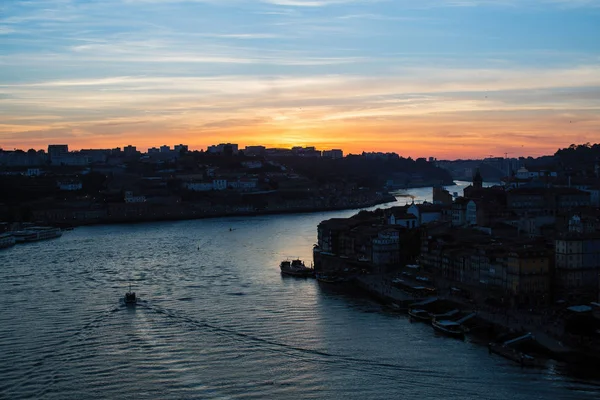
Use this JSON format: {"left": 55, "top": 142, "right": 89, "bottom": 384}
{"left": 1, "top": 182, "right": 598, "bottom": 399}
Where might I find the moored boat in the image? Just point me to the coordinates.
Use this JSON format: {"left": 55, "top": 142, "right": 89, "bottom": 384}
{"left": 488, "top": 343, "right": 545, "bottom": 367}
{"left": 12, "top": 227, "right": 62, "bottom": 243}
{"left": 408, "top": 308, "right": 431, "bottom": 322}
{"left": 280, "top": 259, "right": 315, "bottom": 277}
{"left": 432, "top": 319, "right": 466, "bottom": 339}
{"left": 0, "top": 233, "right": 16, "bottom": 249}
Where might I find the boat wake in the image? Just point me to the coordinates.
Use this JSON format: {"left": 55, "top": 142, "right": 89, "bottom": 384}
{"left": 143, "top": 303, "right": 454, "bottom": 380}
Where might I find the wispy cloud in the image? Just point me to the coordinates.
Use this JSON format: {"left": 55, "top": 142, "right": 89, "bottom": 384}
{"left": 1, "top": 0, "right": 599, "bottom": 156}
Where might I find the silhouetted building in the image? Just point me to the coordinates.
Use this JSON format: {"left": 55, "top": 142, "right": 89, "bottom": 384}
{"left": 48, "top": 144, "right": 68, "bottom": 161}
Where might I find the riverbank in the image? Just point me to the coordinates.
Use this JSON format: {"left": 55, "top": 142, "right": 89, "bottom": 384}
{"left": 37, "top": 193, "right": 398, "bottom": 228}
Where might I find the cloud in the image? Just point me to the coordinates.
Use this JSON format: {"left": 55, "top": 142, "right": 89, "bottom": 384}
{"left": 1, "top": 0, "right": 599, "bottom": 157}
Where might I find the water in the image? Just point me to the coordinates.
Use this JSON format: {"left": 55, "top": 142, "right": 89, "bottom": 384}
{"left": 1, "top": 183, "right": 599, "bottom": 399}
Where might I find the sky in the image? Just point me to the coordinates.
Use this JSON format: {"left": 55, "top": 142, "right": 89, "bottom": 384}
{"left": 1, "top": 0, "right": 599, "bottom": 159}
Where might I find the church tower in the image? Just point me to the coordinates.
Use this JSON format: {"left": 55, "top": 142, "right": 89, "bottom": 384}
{"left": 473, "top": 167, "right": 483, "bottom": 190}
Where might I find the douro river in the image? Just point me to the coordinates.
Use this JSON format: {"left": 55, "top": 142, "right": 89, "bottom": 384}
{"left": 1, "top": 183, "right": 598, "bottom": 399}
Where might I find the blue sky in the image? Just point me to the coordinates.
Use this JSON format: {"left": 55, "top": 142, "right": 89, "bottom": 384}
{"left": 1, "top": 0, "right": 599, "bottom": 157}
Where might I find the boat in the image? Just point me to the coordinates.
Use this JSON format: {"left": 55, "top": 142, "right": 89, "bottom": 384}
{"left": 124, "top": 284, "right": 137, "bottom": 305}
{"left": 0, "top": 233, "right": 16, "bottom": 249}
{"left": 12, "top": 227, "right": 62, "bottom": 243}
{"left": 408, "top": 308, "right": 431, "bottom": 322}
{"left": 280, "top": 259, "right": 315, "bottom": 277}
{"left": 432, "top": 319, "right": 466, "bottom": 339}
{"left": 388, "top": 302, "right": 408, "bottom": 312}
{"left": 488, "top": 343, "right": 545, "bottom": 367}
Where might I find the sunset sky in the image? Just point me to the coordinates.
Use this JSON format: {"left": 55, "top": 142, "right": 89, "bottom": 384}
{"left": 1, "top": 0, "right": 599, "bottom": 159}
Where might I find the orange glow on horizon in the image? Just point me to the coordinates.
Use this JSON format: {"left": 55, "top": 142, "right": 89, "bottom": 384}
{"left": 3, "top": 112, "right": 595, "bottom": 160}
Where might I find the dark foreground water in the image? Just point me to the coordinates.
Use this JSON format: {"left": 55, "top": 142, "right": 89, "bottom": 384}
{"left": 1, "top": 184, "right": 599, "bottom": 399}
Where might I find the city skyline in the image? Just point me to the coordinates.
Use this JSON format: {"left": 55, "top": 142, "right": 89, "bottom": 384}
{"left": 1, "top": 140, "right": 579, "bottom": 160}
{"left": 1, "top": 1, "right": 599, "bottom": 158}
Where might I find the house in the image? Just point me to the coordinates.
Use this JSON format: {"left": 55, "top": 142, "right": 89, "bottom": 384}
{"left": 506, "top": 245, "right": 551, "bottom": 307}
{"left": 451, "top": 198, "right": 470, "bottom": 226}
{"left": 124, "top": 191, "right": 146, "bottom": 203}
{"left": 407, "top": 203, "right": 445, "bottom": 225}
{"left": 555, "top": 233, "right": 600, "bottom": 302}
{"left": 389, "top": 213, "right": 418, "bottom": 229}
{"left": 507, "top": 187, "right": 591, "bottom": 215}
{"left": 57, "top": 181, "right": 83, "bottom": 191}
{"left": 372, "top": 229, "right": 401, "bottom": 266}
{"left": 466, "top": 200, "right": 477, "bottom": 226}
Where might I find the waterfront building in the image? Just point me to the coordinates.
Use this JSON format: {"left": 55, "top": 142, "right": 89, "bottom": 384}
{"left": 506, "top": 245, "right": 551, "bottom": 307}
{"left": 555, "top": 233, "right": 600, "bottom": 302}
{"left": 506, "top": 187, "right": 591, "bottom": 216}
{"left": 316, "top": 218, "right": 365, "bottom": 254}
{"left": 372, "top": 229, "right": 401, "bottom": 267}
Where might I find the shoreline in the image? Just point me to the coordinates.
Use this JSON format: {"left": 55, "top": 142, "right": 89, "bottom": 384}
{"left": 45, "top": 194, "right": 398, "bottom": 228}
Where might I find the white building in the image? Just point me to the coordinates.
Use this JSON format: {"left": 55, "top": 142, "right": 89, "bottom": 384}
{"left": 229, "top": 178, "right": 258, "bottom": 190}
{"left": 213, "top": 179, "right": 228, "bottom": 190}
{"left": 58, "top": 181, "right": 82, "bottom": 191}
{"left": 389, "top": 213, "right": 418, "bottom": 229}
{"left": 185, "top": 182, "right": 213, "bottom": 192}
{"left": 242, "top": 161, "right": 263, "bottom": 169}
{"left": 407, "top": 203, "right": 444, "bottom": 225}
{"left": 466, "top": 200, "right": 477, "bottom": 226}
{"left": 124, "top": 191, "right": 146, "bottom": 203}
{"left": 372, "top": 229, "right": 400, "bottom": 266}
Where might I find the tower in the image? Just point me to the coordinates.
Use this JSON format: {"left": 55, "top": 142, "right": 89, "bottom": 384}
{"left": 473, "top": 167, "right": 483, "bottom": 190}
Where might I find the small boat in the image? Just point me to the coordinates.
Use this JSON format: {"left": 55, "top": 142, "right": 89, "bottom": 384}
{"left": 432, "top": 319, "right": 466, "bottom": 339}
{"left": 408, "top": 308, "right": 431, "bottom": 322}
{"left": 124, "top": 284, "right": 137, "bottom": 305}
{"left": 388, "top": 302, "right": 408, "bottom": 312}
{"left": 0, "top": 233, "right": 16, "bottom": 250}
{"left": 488, "top": 343, "right": 545, "bottom": 367}
{"left": 280, "top": 259, "right": 315, "bottom": 277}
